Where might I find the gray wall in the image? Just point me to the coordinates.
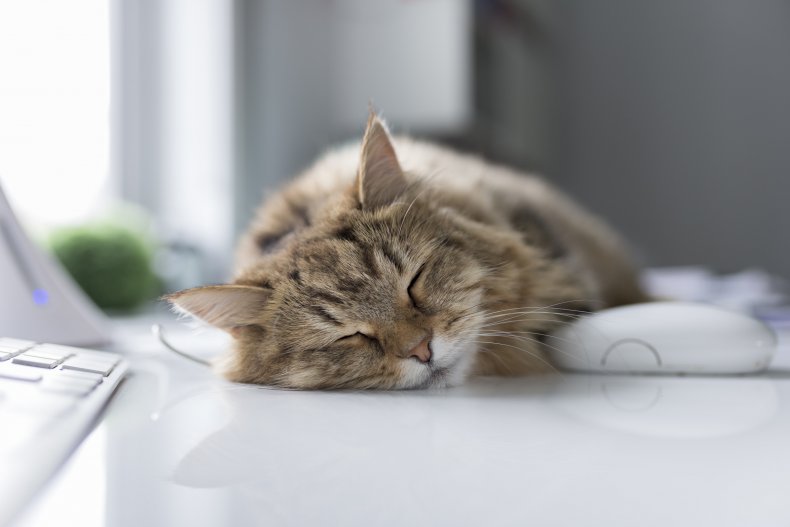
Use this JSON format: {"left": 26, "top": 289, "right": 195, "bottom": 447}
{"left": 553, "top": 0, "right": 790, "bottom": 277}
{"left": 234, "top": 0, "right": 471, "bottom": 237}
{"left": 233, "top": 0, "right": 790, "bottom": 280}
{"left": 235, "top": 1, "right": 335, "bottom": 235}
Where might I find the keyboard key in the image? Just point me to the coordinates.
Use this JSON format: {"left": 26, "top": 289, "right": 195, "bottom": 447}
{"left": 42, "top": 377, "right": 99, "bottom": 397}
{"left": 0, "top": 364, "right": 43, "bottom": 382}
{"left": 23, "top": 348, "right": 73, "bottom": 362}
{"left": 12, "top": 355, "right": 60, "bottom": 369}
{"left": 59, "top": 370, "right": 104, "bottom": 384}
{"left": 0, "top": 337, "right": 35, "bottom": 350}
{"left": 61, "top": 357, "right": 115, "bottom": 376}
{"left": 34, "top": 343, "right": 99, "bottom": 355}
{"left": 78, "top": 353, "right": 120, "bottom": 367}
{"left": 0, "top": 345, "right": 29, "bottom": 358}
{"left": 41, "top": 380, "right": 95, "bottom": 397}
{"left": 35, "top": 344, "right": 119, "bottom": 365}
{"left": 52, "top": 374, "right": 100, "bottom": 390}
{"left": 0, "top": 349, "right": 28, "bottom": 361}
{"left": 0, "top": 334, "right": 128, "bottom": 522}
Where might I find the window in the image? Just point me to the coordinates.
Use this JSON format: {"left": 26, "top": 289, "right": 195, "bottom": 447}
{"left": 0, "top": 0, "right": 110, "bottom": 227}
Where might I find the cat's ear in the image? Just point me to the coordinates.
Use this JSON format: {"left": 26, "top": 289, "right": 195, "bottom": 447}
{"left": 165, "top": 285, "right": 270, "bottom": 332}
{"left": 355, "top": 113, "right": 408, "bottom": 209}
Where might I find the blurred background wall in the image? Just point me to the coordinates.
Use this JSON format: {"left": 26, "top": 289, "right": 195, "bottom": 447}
{"left": 3, "top": 0, "right": 789, "bottom": 294}
{"left": 234, "top": 0, "right": 472, "bottom": 236}
{"left": 552, "top": 0, "right": 790, "bottom": 278}
{"left": 233, "top": 0, "right": 790, "bottom": 282}
{"left": 234, "top": 0, "right": 790, "bottom": 281}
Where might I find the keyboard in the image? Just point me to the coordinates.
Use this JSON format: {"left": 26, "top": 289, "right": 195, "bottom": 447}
{"left": 0, "top": 337, "right": 128, "bottom": 526}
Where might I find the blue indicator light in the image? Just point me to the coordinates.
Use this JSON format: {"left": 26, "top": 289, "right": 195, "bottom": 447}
{"left": 32, "top": 288, "right": 49, "bottom": 306}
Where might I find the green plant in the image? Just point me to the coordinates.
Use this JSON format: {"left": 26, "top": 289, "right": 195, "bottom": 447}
{"left": 49, "top": 222, "right": 159, "bottom": 311}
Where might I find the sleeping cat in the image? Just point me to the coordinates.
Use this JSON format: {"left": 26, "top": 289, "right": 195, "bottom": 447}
{"left": 167, "top": 113, "right": 648, "bottom": 389}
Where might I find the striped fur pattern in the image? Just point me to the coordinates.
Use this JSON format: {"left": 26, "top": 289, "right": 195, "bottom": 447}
{"left": 167, "top": 114, "right": 648, "bottom": 389}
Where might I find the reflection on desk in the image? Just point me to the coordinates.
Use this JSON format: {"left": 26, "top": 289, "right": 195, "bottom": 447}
{"left": 13, "top": 320, "right": 790, "bottom": 527}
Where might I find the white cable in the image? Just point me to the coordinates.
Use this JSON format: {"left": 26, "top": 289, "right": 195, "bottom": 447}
{"left": 152, "top": 324, "right": 211, "bottom": 366}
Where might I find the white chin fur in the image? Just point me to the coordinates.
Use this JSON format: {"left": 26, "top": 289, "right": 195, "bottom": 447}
{"left": 397, "top": 335, "right": 478, "bottom": 389}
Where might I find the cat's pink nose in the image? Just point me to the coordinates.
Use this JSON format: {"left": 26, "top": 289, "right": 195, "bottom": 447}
{"left": 409, "top": 338, "right": 432, "bottom": 363}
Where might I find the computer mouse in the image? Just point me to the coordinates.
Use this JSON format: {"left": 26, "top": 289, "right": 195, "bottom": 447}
{"left": 545, "top": 301, "right": 777, "bottom": 374}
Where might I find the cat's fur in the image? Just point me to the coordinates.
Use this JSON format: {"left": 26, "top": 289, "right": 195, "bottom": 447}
{"left": 168, "top": 114, "right": 648, "bottom": 389}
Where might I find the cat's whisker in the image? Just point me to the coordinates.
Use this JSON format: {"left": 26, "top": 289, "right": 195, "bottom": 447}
{"left": 475, "top": 342, "right": 518, "bottom": 375}
{"left": 475, "top": 339, "right": 564, "bottom": 377}
{"left": 482, "top": 261, "right": 510, "bottom": 275}
{"left": 483, "top": 314, "right": 584, "bottom": 326}
{"left": 481, "top": 314, "right": 585, "bottom": 327}
{"left": 523, "top": 299, "right": 595, "bottom": 311}
{"left": 480, "top": 311, "right": 587, "bottom": 325}
{"left": 481, "top": 314, "right": 585, "bottom": 326}
{"left": 458, "top": 314, "right": 557, "bottom": 332}
{"left": 476, "top": 331, "right": 586, "bottom": 363}
{"left": 483, "top": 308, "right": 589, "bottom": 320}
{"left": 396, "top": 171, "right": 442, "bottom": 237}
{"left": 476, "top": 336, "right": 571, "bottom": 371}
{"left": 483, "top": 305, "right": 592, "bottom": 317}
{"left": 477, "top": 328, "right": 577, "bottom": 346}
{"left": 440, "top": 296, "right": 586, "bottom": 333}
{"left": 478, "top": 315, "right": 584, "bottom": 331}
{"left": 396, "top": 194, "right": 422, "bottom": 237}
{"left": 481, "top": 303, "right": 585, "bottom": 315}
{"left": 481, "top": 300, "right": 595, "bottom": 317}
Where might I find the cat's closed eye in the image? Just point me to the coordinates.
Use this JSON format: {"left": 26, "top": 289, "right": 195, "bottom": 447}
{"left": 335, "top": 331, "right": 376, "bottom": 344}
{"left": 407, "top": 266, "right": 424, "bottom": 309}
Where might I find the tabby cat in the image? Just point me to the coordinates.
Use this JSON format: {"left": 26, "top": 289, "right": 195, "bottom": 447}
{"left": 167, "top": 114, "right": 648, "bottom": 389}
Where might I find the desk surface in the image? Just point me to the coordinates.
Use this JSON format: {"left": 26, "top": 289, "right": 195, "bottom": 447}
{"left": 13, "top": 314, "right": 790, "bottom": 527}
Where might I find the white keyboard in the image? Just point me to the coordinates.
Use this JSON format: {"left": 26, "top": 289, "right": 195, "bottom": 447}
{"left": 0, "top": 337, "right": 128, "bottom": 526}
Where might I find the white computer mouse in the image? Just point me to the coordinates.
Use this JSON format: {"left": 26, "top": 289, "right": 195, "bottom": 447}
{"left": 546, "top": 301, "right": 777, "bottom": 374}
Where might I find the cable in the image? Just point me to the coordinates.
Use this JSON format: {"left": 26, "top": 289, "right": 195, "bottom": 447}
{"left": 152, "top": 323, "right": 212, "bottom": 366}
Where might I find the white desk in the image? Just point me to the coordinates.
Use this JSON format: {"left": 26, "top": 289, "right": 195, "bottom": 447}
{"left": 13, "top": 314, "right": 790, "bottom": 527}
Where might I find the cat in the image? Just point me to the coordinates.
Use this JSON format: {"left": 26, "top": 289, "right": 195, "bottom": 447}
{"left": 167, "top": 113, "right": 648, "bottom": 389}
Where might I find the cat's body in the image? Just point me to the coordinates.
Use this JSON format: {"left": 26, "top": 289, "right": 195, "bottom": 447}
{"left": 169, "top": 115, "right": 647, "bottom": 389}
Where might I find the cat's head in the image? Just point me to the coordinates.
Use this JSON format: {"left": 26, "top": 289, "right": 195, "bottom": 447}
{"left": 167, "top": 115, "right": 523, "bottom": 389}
